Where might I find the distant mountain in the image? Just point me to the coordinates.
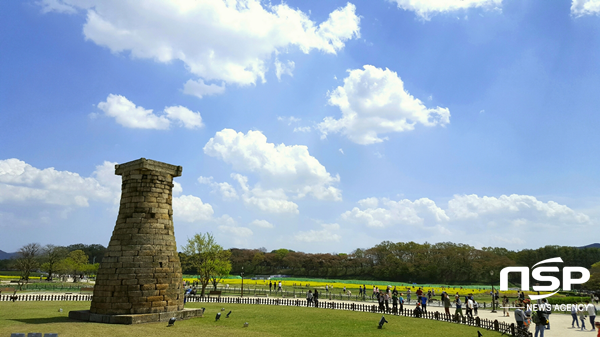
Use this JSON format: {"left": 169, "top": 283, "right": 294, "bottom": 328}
{"left": 579, "top": 243, "right": 600, "bottom": 249}
{"left": 0, "top": 250, "right": 16, "bottom": 260}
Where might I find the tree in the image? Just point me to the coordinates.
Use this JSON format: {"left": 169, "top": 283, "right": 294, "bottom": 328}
{"left": 181, "top": 233, "right": 231, "bottom": 297}
{"left": 15, "top": 243, "right": 42, "bottom": 289}
{"left": 584, "top": 261, "right": 600, "bottom": 291}
{"left": 40, "top": 245, "right": 68, "bottom": 281}
{"left": 63, "top": 250, "right": 90, "bottom": 282}
{"left": 210, "top": 250, "right": 232, "bottom": 291}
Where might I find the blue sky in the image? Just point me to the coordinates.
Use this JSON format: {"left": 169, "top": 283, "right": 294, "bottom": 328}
{"left": 1, "top": 0, "right": 600, "bottom": 253}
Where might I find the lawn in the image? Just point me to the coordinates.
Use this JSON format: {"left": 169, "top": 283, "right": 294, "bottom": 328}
{"left": 0, "top": 301, "right": 504, "bottom": 337}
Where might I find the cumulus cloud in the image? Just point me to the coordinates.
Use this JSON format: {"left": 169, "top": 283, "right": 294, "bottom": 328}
{"left": 217, "top": 215, "right": 253, "bottom": 237}
{"left": 97, "top": 94, "right": 203, "bottom": 130}
{"left": 389, "top": 0, "right": 502, "bottom": 20}
{"left": 342, "top": 197, "right": 449, "bottom": 228}
{"left": 446, "top": 194, "right": 590, "bottom": 223}
{"left": 203, "top": 129, "right": 341, "bottom": 213}
{"left": 164, "top": 106, "right": 204, "bottom": 129}
{"left": 571, "top": 0, "right": 600, "bottom": 16}
{"left": 198, "top": 176, "right": 239, "bottom": 201}
{"left": 340, "top": 194, "right": 592, "bottom": 247}
{"left": 295, "top": 223, "right": 341, "bottom": 242}
{"left": 183, "top": 79, "right": 226, "bottom": 99}
{"left": 249, "top": 219, "right": 274, "bottom": 228}
{"left": 41, "top": 0, "right": 360, "bottom": 89}
{"left": 232, "top": 173, "right": 299, "bottom": 214}
{"left": 0, "top": 158, "right": 120, "bottom": 207}
{"left": 97, "top": 94, "right": 170, "bottom": 130}
{"left": 172, "top": 195, "right": 214, "bottom": 222}
{"left": 318, "top": 65, "right": 450, "bottom": 145}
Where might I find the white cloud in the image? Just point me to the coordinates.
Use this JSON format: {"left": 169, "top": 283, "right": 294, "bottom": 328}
{"left": 0, "top": 159, "right": 120, "bottom": 207}
{"left": 97, "top": 94, "right": 170, "bottom": 130}
{"left": 342, "top": 197, "right": 449, "bottom": 228}
{"left": 172, "top": 182, "right": 183, "bottom": 197}
{"left": 38, "top": 0, "right": 77, "bottom": 13}
{"left": 218, "top": 215, "right": 253, "bottom": 237}
{"left": 203, "top": 129, "right": 342, "bottom": 212}
{"left": 250, "top": 219, "right": 274, "bottom": 228}
{"left": 388, "top": 0, "right": 502, "bottom": 20}
{"left": 231, "top": 173, "right": 299, "bottom": 214}
{"left": 293, "top": 126, "right": 311, "bottom": 133}
{"left": 278, "top": 116, "right": 301, "bottom": 125}
{"left": 447, "top": 194, "right": 590, "bottom": 223}
{"left": 172, "top": 194, "right": 214, "bottom": 222}
{"left": 97, "top": 94, "right": 203, "bottom": 130}
{"left": 340, "top": 194, "right": 592, "bottom": 247}
{"left": 571, "top": 0, "right": 600, "bottom": 16}
{"left": 164, "top": 106, "right": 203, "bottom": 129}
{"left": 198, "top": 176, "right": 239, "bottom": 201}
{"left": 183, "top": 79, "right": 225, "bottom": 99}
{"left": 295, "top": 223, "right": 341, "bottom": 242}
{"left": 275, "top": 59, "right": 295, "bottom": 80}
{"left": 42, "top": 0, "right": 360, "bottom": 87}
{"left": 339, "top": 148, "right": 344, "bottom": 155}
{"left": 357, "top": 197, "right": 378, "bottom": 209}
{"left": 318, "top": 65, "right": 450, "bottom": 145}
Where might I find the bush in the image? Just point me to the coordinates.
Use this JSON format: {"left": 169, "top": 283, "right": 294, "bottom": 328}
{"left": 547, "top": 296, "right": 590, "bottom": 305}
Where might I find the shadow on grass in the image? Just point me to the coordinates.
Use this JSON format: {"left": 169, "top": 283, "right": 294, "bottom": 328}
{"left": 10, "top": 317, "right": 73, "bottom": 324}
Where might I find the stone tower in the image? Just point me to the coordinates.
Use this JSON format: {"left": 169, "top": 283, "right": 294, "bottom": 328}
{"left": 89, "top": 158, "right": 184, "bottom": 315}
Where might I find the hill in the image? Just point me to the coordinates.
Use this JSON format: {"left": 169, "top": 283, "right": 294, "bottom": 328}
{"left": 0, "top": 250, "right": 16, "bottom": 260}
{"left": 579, "top": 243, "right": 600, "bottom": 249}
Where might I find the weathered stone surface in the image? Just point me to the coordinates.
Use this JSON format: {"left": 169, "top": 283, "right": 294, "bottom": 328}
{"left": 88, "top": 158, "right": 185, "bottom": 316}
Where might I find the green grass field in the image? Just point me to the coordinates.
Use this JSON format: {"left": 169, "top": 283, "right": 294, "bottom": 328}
{"left": 0, "top": 301, "right": 504, "bottom": 337}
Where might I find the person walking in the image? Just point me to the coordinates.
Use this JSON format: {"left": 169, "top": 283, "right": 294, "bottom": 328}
{"left": 378, "top": 292, "right": 385, "bottom": 312}
{"left": 579, "top": 303, "right": 588, "bottom": 331}
{"left": 514, "top": 304, "right": 526, "bottom": 329}
{"left": 466, "top": 296, "right": 474, "bottom": 319}
{"left": 407, "top": 289, "right": 412, "bottom": 304}
{"left": 473, "top": 299, "right": 479, "bottom": 316}
{"left": 455, "top": 295, "right": 464, "bottom": 318}
{"left": 572, "top": 303, "right": 580, "bottom": 328}
{"left": 314, "top": 289, "right": 319, "bottom": 308}
{"left": 503, "top": 295, "right": 510, "bottom": 317}
{"left": 421, "top": 295, "right": 428, "bottom": 313}
{"left": 384, "top": 292, "right": 390, "bottom": 312}
{"left": 532, "top": 309, "right": 546, "bottom": 337}
{"left": 269, "top": 281, "right": 272, "bottom": 293}
{"left": 278, "top": 281, "right": 282, "bottom": 293}
{"left": 392, "top": 293, "right": 398, "bottom": 314}
{"left": 443, "top": 293, "right": 451, "bottom": 316}
{"left": 587, "top": 300, "right": 597, "bottom": 331}
{"left": 306, "top": 290, "right": 313, "bottom": 307}
{"left": 359, "top": 286, "right": 362, "bottom": 297}
{"left": 399, "top": 293, "right": 405, "bottom": 313}
{"left": 540, "top": 298, "right": 551, "bottom": 330}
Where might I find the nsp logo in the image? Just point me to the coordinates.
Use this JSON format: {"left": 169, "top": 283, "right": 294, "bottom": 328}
{"left": 500, "top": 257, "right": 590, "bottom": 300}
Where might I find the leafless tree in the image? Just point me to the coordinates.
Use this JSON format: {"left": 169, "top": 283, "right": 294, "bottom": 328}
{"left": 15, "top": 243, "right": 42, "bottom": 290}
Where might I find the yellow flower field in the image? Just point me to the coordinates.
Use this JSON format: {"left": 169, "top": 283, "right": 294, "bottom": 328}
{"left": 182, "top": 277, "right": 513, "bottom": 297}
